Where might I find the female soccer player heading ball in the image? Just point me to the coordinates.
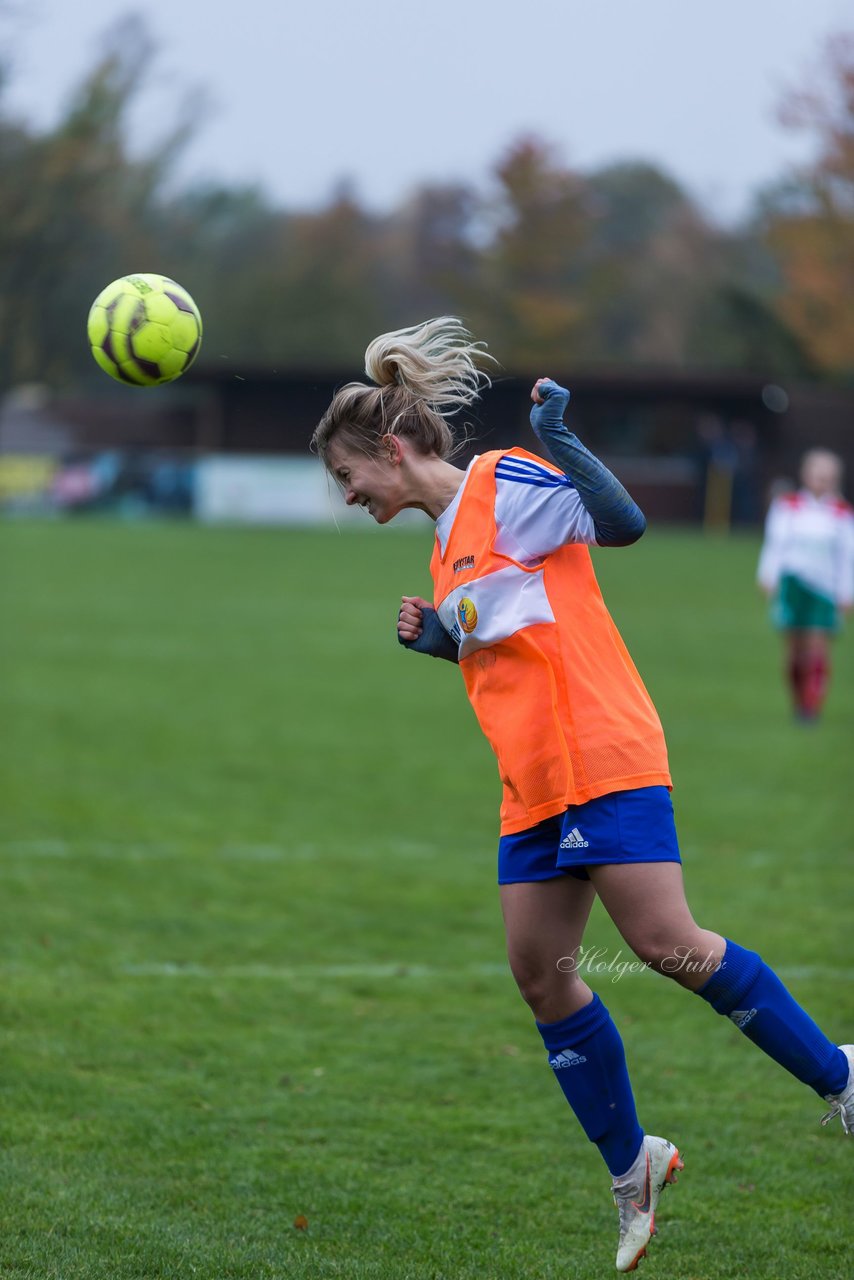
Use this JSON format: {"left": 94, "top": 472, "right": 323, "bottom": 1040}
{"left": 312, "top": 318, "right": 853, "bottom": 1273}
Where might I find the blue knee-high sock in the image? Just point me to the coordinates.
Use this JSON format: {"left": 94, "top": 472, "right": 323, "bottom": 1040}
{"left": 697, "top": 939, "right": 848, "bottom": 1096}
{"left": 536, "top": 992, "right": 644, "bottom": 1178}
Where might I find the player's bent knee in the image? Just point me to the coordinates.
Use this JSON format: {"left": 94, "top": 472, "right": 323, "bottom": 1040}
{"left": 626, "top": 932, "right": 707, "bottom": 976}
{"left": 508, "top": 955, "right": 580, "bottom": 1010}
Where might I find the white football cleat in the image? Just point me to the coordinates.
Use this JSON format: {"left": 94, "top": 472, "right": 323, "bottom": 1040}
{"left": 821, "top": 1044, "right": 854, "bottom": 1135}
{"left": 612, "top": 1135, "right": 683, "bottom": 1273}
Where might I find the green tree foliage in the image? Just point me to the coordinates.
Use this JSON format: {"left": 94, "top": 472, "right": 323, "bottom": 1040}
{"left": 758, "top": 32, "right": 854, "bottom": 375}
{"left": 0, "top": 14, "right": 199, "bottom": 391}
{"left": 578, "top": 161, "right": 708, "bottom": 365}
{"left": 383, "top": 182, "right": 481, "bottom": 327}
{"left": 0, "top": 16, "right": 843, "bottom": 393}
{"left": 470, "top": 137, "right": 589, "bottom": 367}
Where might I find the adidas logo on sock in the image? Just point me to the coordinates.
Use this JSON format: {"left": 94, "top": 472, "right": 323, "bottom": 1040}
{"left": 729, "top": 1008, "right": 758, "bottom": 1029}
{"left": 549, "top": 1048, "right": 588, "bottom": 1069}
{"left": 560, "top": 827, "right": 589, "bottom": 849}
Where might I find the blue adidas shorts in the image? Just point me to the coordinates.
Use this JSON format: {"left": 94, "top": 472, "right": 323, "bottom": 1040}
{"left": 497, "top": 786, "right": 681, "bottom": 884}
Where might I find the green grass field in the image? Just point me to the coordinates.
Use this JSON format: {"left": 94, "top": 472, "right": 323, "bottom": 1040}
{"left": 1, "top": 519, "right": 852, "bottom": 1280}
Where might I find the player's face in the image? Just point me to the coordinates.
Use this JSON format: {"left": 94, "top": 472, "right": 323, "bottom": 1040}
{"left": 326, "top": 438, "right": 405, "bottom": 524}
{"left": 801, "top": 453, "right": 841, "bottom": 499}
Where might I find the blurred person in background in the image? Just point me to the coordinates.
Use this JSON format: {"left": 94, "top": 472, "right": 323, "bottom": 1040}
{"left": 758, "top": 448, "right": 854, "bottom": 721}
{"left": 313, "top": 320, "right": 854, "bottom": 1273}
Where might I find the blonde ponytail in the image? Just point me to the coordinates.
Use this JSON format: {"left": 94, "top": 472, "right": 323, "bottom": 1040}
{"left": 312, "top": 317, "right": 496, "bottom": 465}
{"left": 365, "top": 317, "right": 493, "bottom": 416}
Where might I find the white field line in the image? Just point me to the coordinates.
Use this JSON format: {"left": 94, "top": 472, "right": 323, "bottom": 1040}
{"left": 116, "top": 961, "right": 852, "bottom": 983}
{"left": 4, "top": 839, "right": 849, "bottom": 864}
{"left": 0, "top": 838, "right": 440, "bottom": 861}
{"left": 121, "top": 961, "right": 511, "bottom": 980}
{"left": 681, "top": 846, "right": 852, "bottom": 865}
{"left": 0, "top": 838, "right": 317, "bottom": 861}
{"left": 0, "top": 958, "right": 848, "bottom": 983}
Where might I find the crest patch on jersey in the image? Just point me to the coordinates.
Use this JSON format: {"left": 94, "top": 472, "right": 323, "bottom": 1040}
{"left": 458, "top": 597, "right": 478, "bottom": 634}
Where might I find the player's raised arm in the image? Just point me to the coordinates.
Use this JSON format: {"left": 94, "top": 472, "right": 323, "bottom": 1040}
{"left": 529, "top": 379, "right": 646, "bottom": 547}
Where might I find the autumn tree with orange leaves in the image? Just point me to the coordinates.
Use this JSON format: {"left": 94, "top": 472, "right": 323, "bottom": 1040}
{"left": 763, "top": 32, "right": 854, "bottom": 376}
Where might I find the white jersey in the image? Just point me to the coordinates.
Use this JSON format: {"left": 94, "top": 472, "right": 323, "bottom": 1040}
{"left": 757, "top": 489, "right": 854, "bottom": 607}
{"left": 436, "top": 452, "right": 597, "bottom": 562}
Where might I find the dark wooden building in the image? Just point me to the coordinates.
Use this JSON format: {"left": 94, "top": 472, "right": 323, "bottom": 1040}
{"left": 3, "top": 365, "right": 852, "bottom": 523}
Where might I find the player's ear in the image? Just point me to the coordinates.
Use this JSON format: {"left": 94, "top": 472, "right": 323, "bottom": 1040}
{"left": 380, "top": 433, "right": 404, "bottom": 466}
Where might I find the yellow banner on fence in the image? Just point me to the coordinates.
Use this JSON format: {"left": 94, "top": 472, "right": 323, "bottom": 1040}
{"left": 0, "top": 455, "right": 57, "bottom": 500}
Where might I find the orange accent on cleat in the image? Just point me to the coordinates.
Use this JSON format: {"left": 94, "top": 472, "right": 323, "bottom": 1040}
{"left": 664, "top": 1150, "right": 683, "bottom": 1185}
{"left": 626, "top": 1244, "right": 647, "bottom": 1271}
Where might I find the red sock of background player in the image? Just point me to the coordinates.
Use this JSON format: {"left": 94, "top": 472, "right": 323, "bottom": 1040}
{"left": 803, "top": 652, "right": 829, "bottom": 717}
{"left": 787, "top": 653, "right": 806, "bottom": 714}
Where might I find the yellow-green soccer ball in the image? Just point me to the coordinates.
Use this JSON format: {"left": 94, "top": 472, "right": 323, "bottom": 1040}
{"left": 87, "top": 274, "right": 203, "bottom": 386}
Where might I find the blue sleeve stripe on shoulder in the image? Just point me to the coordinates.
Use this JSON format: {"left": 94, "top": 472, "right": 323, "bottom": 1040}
{"left": 496, "top": 457, "right": 568, "bottom": 479}
{"left": 496, "top": 460, "right": 573, "bottom": 489}
{"left": 496, "top": 475, "right": 577, "bottom": 490}
{"left": 497, "top": 454, "right": 562, "bottom": 477}
{"left": 495, "top": 468, "right": 573, "bottom": 489}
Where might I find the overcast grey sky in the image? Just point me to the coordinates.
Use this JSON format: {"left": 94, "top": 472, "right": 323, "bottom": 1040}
{"left": 3, "top": 0, "right": 850, "bottom": 220}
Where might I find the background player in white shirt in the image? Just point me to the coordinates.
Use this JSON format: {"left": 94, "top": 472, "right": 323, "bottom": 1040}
{"left": 757, "top": 449, "right": 854, "bottom": 721}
